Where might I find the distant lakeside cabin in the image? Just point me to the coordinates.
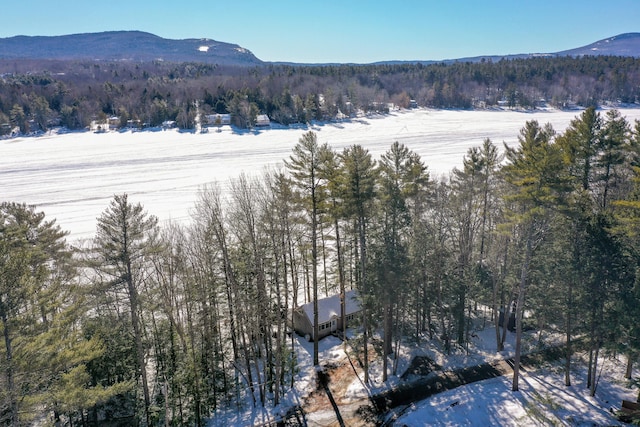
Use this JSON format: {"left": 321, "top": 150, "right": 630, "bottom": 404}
{"left": 162, "top": 120, "right": 176, "bottom": 129}
{"left": 205, "top": 113, "right": 231, "bottom": 127}
{"left": 89, "top": 120, "right": 109, "bottom": 133}
{"left": 255, "top": 114, "right": 271, "bottom": 127}
{"left": 290, "top": 290, "right": 361, "bottom": 342}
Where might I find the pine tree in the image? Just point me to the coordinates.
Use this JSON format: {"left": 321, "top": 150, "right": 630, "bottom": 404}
{"left": 450, "top": 145, "right": 484, "bottom": 346}
{"left": 612, "top": 163, "right": 640, "bottom": 400}
{"left": 501, "top": 121, "right": 564, "bottom": 392}
{"left": 597, "top": 109, "right": 631, "bottom": 209}
{"left": 285, "top": 131, "right": 324, "bottom": 366}
{"left": 375, "top": 142, "right": 426, "bottom": 381}
{"left": 317, "top": 148, "right": 349, "bottom": 337}
{"left": 340, "top": 144, "right": 377, "bottom": 383}
{"left": 91, "top": 194, "right": 159, "bottom": 426}
{"left": 1, "top": 202, "right": 124, "bottom": 425}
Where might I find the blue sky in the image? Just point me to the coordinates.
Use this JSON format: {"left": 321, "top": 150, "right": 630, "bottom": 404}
{"left": 1, "top": 0, "right": 638, "bottom": 63}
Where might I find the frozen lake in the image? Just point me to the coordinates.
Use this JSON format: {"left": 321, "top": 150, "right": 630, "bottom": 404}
{"left": 4, "top": 108, "right": 640, "bottom": 242}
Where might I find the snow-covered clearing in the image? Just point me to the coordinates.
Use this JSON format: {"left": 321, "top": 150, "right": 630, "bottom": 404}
{"left": 207, "top": 321, "right": 638, "bottom": 426}
{"left": 384, "top": 325, "right": 637, "bottom": 426}
{"left": 393, "top": 360, "right": 634, "bottom": 426}
{"left": 5, "top": 107, "right": 640, "bottom": 243}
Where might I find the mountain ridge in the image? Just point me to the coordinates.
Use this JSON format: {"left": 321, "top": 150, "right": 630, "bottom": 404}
{"left": 369, "top": 33, "right": 640, "bottom": 65}
{"left": 557, "top": 32, "right": 640, "bottom": 57}
{"left": 0, "top": 31, "right": 639, "bottom": 66}
{"left": 0, "top": 30, "right": 263, "bottom": 66}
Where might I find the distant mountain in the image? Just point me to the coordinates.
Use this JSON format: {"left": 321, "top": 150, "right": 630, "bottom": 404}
{"left": 1, "top": 31, "right": 639, "bottom": 67}
{"left": 556, "top": 33, "right": 640, "bottom": 57}
{"left": 0, "top": 31, "right": 263, "bottom": 66}
{"left": 371, "top": 33, "right": 640, "bottom": 66}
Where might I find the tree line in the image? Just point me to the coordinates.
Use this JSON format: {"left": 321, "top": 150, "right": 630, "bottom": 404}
{"left": 1, "top": 55, "right": 639, "bottom": 134}
{"left": 2, "top": 108, "right": 640, "bottom": 425}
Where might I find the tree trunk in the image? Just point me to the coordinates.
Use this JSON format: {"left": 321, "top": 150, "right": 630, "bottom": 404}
{"left": 382, "top": 302, "right": 391, "bottom": 382}
{"left": 126, "top": 265, "right": 151, "bottom": 426}
{"left": 1, "top": 311, "right": 17, "bottom": 426}
{"left": 312, "top": 188, "right": 319, "bottom": 366}
{"left": 334, "top": 215, "right": 346, "bottom": 341}
{"left": 392, "top": 301, "right": 404, "bottom": 376}
{"left": 286, "top": 221, "right": 298, "bottom": 390}
{"left": 590, "top": 345, "right": 600, "bottom": 397}
{"left": 238, "top": 314, "right": 256, "bottom": 406}
{"left": 587, "top": 303, "right": 599, "bottom": 391}
{"left": 363, "top": 308, "right": 369, "bottom": 384}
{"left": 512, "top": 229, "right": 533, "bottom": 392}
{"left": 492, "top": 274, "right": 502, "bottom": 352}
{"left": 565, "top": 278, "right": 573, "bottom": 387}
{"left": 626, "top": 353, "right": 635, "bottom": 380}
{"left": 587, "top": 346, "right": 594, "bottom": 390}
{"left": 357, "top": 214, "right": 369, "bottom": 384}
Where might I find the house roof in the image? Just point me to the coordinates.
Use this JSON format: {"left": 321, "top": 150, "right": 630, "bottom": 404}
{"left": 300, "top": 289, "right": 360, "bottom": 325}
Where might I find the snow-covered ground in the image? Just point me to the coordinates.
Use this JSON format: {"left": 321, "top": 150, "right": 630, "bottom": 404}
{"left": 386, "top": 326, "right": 637, "bottom": 426}
{"left": 5, "top": 107, "right": 640, "bottom": 243}
{"left": 208, "top": 320, "right": 638, "bottom": 426}
{"left": 393, "top": 360, "right": 635, "bottom": 426}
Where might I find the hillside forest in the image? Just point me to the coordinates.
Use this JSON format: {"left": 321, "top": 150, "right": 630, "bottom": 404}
{"left": 2, "top": 105, "right": 640, "bottom": 425}
{"left": 1, "top": 55, "right": 640, "bottom": 134}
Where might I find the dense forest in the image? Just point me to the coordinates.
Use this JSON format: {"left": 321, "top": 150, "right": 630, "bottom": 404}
{"left": 1, "top": 55, "right": 640, "bottom": 134}
{"left": 2, "top": 106, "right": 640, "bottom": 425}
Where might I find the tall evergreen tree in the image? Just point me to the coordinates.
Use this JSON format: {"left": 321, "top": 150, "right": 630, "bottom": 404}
{"left": 318, "top": 148, "right": 349, "bottom": 336}
{"left": 375, "top": 142, "right": 427, "bottom": 380}
{"left": 597, "top": 109, "right": 631, "bottom": 209}
{"left": 613, "top": 165, "right": 640, "bottom": 399}
{"left": 1, "top": 203, "right": 123, "bottom": 425}
{"left": 91, "top": 194, "right": 159, "bottom": 426}
{"left": 285, "top": 131, "right": 324, "bottom": 366}
{"left": 340, "top": 144, "right": 377, "bottom": 383}
{"left": 450, "top": 145, "right": 484, "bottom": 346}
{"left": 501, "top": 121, "right": 564, "bottom": 392}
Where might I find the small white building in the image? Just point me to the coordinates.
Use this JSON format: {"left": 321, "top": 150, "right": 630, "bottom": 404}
{"left": 108, "top": 116, "right": 120, "bottom": 128}
{"left": 335, "top": 109, "right": 347, "bottom": 121}
{"left": 90, "top": 120, "right": 109, "bottom": 133}
{"left": 290, "top": 290, "right": 361, "bottom": 342}
{"left": 255, "top": 114, "right": 271, "bottom": 127}
{"left": 162, "top": 120, "right": 176, "bottom": 129}
{"left": 206, "top": 114, "right": 231, "bottom": 126}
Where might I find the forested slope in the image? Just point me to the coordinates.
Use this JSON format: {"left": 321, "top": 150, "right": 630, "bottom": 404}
{"left": 1, "top": 55, "right": 639, "bottom": 134}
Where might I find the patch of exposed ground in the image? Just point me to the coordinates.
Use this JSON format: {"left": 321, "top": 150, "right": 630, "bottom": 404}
{"left": 299, "top": 342, "right": 568, "bottom": 426}
{"left": 302, "top": 353, "right": 376, "bottom": 427}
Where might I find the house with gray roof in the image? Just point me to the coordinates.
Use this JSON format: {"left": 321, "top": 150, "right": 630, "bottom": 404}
{"left": 290, "top": 290, "right": 361, "bottom": 342}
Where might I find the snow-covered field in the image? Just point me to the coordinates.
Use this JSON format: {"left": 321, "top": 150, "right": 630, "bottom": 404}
{"left": 5, "top": 107, "right": 640, "bottom": 243}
